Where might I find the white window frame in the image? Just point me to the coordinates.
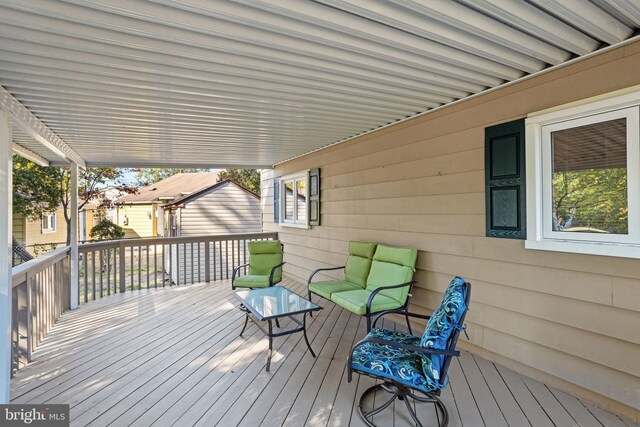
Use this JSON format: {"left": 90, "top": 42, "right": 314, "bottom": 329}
{"left": 525, "top": 88, "right": 640, "bottom": 258}
{"left": 41, "top": 211, "right": 56, "bottom": 234}
{"left": 279, "top": 170, "right": 309, "bottom": 229}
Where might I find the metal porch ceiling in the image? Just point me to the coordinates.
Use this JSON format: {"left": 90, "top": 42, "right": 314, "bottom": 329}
{"left": 1, "top": 0, "right": 639, "bottom": 168}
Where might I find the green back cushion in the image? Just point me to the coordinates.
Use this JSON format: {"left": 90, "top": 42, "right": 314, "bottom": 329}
{"left": 349, "top": 241, "right": 377, "bottom": 258}
{"left": 248, "top": 241, "right": 283, "bottom": 282}
{"left": 366, "top": 245, "right": 417, "bottom": 303}
{"left": 344, "top": 241, "right": 377, "bottom": 287}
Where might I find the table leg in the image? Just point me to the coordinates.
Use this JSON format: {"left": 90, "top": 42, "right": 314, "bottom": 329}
{"left": 267, "top": 319, "right": 273, "bottom": 372}
{"left": 240, "top": 309, "right": 249, "bottom": 337}
{"left": 303, "top": 313, "right": 316, "bottom": 358}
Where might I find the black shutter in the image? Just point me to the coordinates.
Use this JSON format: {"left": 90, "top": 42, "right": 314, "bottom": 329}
{"left": 485, "top": 119, "right": 526, "bottom": 239}
{"left": 273, "top": 177, "right": 280, "bottom": 224}
{"left": 308, "top": 168, "right": 320, "bottom": 226}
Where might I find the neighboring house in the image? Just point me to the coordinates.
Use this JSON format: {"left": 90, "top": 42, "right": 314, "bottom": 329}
{"left": 12, "top": 203, "right": 95, "bottom": 256}
{"left": 163, "top": 179, "right": 261, "bottom": 237}
{"left": 114, "top": 172, "right": 221, "bottom": 238}
{"left": 162, "top": 179, "right": 261, "bottom": 284}
{"left": 98, "top": 185, "right": 128, "bottom": 225}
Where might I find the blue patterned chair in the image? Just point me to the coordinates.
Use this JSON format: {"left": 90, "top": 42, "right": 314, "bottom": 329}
{"left": 348, "top": 277, "right": 470, "bottom": 427}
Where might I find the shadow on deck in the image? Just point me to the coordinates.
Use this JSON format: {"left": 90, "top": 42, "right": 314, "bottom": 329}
{"left": 10, "top": 278, "right": 637, "bottom": 427}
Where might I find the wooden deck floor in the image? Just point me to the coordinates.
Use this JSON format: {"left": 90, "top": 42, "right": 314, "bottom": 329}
{"left": 10, "top": 278, "right": 637, "bottom": 427}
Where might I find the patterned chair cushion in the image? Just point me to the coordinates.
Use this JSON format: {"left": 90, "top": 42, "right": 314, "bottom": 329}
{"left": 350, "top": 328, "right": 440, "bottom": 393}
{"left": 419, "top": 276, "right": 467, "bottom": 383}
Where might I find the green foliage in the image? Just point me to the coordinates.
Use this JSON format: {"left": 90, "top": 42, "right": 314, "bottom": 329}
{"left": 13, "top": 155, "right": 135, "bottom": 244}
{"left": 90, "top": 219, "right": 125, "bottom": 241}
{"left": 217, "top": 169, "right": 261, "bottom": 195}
{"left": 134, "top": 168, "right": 208, "bottom": 186}
{"left": 13, "top": 155, "right": 65, "bottom": 219}
{"left": 552, "top": 168, "right": 628, "bottom": 234}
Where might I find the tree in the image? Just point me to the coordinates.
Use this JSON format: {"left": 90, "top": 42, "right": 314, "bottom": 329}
{"left": 217, "top": 169, "right": 261, "bottom": 195}
{"left": 90, "top": 219, "right": 125, "bottom": 241}
{"left": 13, "top": 156, "right": 136, "bottom": 245}
{"left": 13, "top": 156, "right": 65, "bottom": 219}
{"left": 134, "top": 168, "right": 208, "bottom": 186}
{"left": 552, "top": 167, "right": 628, "bottom": 234}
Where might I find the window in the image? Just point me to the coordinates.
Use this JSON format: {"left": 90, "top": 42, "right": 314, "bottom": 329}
{"left": 41, "top": 212, "right": 56, "bottom": 233}
{"left": 279, "top": 171, "right": 309, "bottom": 228}
{"left": 526, "top": 89, "right": 640, "bottom": 258}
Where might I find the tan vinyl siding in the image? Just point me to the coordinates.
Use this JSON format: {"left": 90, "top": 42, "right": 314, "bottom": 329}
{"left": 262, "top": 41, "right": 640, "bottom": 421}
{"left": 116, "top": 204, "right": 154, "bottom": 238}
{"left": 12, "top": 214, "right": 26, "bottom": 243}
{"left": 24, "top": 205, "right": 68, "bottom": 247}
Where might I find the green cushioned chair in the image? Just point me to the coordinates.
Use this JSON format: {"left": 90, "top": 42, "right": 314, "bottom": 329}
{"left": 331, "top": 244, "right": 417, "bottom": 333}
{"left": 307, "top": 241, "right": 377, "bottom": 303}
{"left": 232, "top": 240, "right": 285, "bottom": 290}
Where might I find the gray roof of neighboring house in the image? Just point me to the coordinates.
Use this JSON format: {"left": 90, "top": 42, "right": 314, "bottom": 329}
{"left": 116, "top": 172, "right": 220, "bottom": 204}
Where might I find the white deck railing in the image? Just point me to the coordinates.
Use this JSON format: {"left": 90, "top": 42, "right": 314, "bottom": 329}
{"left": 9, "top": 232, "right": 278, "bottom": 376}
{"left": 77, "top": 232, "right": 278, "bottom": 303}
{"left": 11, "top": 246, "right": 71, "bottom": 375}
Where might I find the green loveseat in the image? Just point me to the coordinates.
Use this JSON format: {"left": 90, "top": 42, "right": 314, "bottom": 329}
{"left": 232, "top": 240, "right": 285, "bottom": 290}
{"left": 308, "top": 242, "right": 417, "bottom": 333}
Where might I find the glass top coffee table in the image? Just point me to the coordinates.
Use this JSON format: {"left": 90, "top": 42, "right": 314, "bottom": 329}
{"left": 234, "top": 286, "right": 322, "bottom": 371}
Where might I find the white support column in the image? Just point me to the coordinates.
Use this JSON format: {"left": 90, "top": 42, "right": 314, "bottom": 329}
{"left": 0, "top": 109, "right": 13, "bottom": 403}
{"left": 70, "top": 162, "right": 79, "bottom": 309}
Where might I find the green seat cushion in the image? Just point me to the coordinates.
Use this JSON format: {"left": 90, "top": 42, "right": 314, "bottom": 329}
{"left": 366, "top": 245, "right": 418, "bottom": 304}
{"left": 309, "top": 280, "right": 362, "bottom": 299}
{"left": 344, "top": 241, "right": 377, "bottom": 287}
{"left": 330, "top": 289, "right": 402, "bottom": 315}
{"left": 233, "top": 275, "right": 272, "bottom": 288}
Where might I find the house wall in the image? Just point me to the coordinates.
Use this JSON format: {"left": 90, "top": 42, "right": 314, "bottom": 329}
{"left": 169, "top": 182, "right": 261, "bottom": 283}
{"left": 24, "top": 205, "right": 68, "bottom": 247}
{"left": 12, "top": 215, "right": 26, "bottom": 243}
{"left": 116, "top": 204, "right": 154, "bottom": 238}
{"left": 262, "top": 41, "right": 640, "bottom": 421}
{"left": 179, "top": 182, "right": 261, "bottom": 236}
{"left": 15, "top": 206, "right": 94, "bottom": 248}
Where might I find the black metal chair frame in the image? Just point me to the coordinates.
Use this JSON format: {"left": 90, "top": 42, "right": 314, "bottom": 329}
{"left": 307, "top": 265, "right": 417, "bottom": 334}
{"left": 231, "top": 243, "right": 285, "bottom": 290}
{"left": 347, "top": 282, "right": 471, "bottom": 427}
{"left": 232, "top": 243, "right": 285, "bottom": 328}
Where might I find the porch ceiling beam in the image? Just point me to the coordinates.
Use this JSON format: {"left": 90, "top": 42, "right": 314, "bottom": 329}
{"left": 58, "top": 0, "right": 497, "bottom": 89}
{"left": 0, "top": 11, "right": 461, "bottom": 100}
{"left": 0, "top": 54, "right": 440, "bottom": 113}
{"left": 0, "top": 86, "right": 85, "bottom": 168}
{"left": 12, "top": 142, "right": 49, "bottom": 166}
{"left": 152, "top": 0, "right": 521, "bottom": 81}
{"left": 314, "top": 0, "right": 555, "bottom": 70}
{"left": 0, "top": 2, "right": 485, "bottom": 93}
{"left": 459, "top": 0, "right": 600, "bottom": 55}
{"left": 529, "top": 0, "right": 633, "bottom": 45}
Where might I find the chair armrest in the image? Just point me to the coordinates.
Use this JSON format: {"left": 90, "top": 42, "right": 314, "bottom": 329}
{"left": 232, "top": 263, "right": 249, "bottom": 283}
{"left": 366, "top": 281, "right": 416, "bottom": 314}
{"left": 269, "top": 262, "right": 286, "bottom": 286}
{"left": 372, "top": 309, "right": 431, "bottom": 329}
{"left": 351, "top": 336, "right": 460, "bottom": 358}
{"left": 307, "top": 266, "right": 346, "bottom": 285}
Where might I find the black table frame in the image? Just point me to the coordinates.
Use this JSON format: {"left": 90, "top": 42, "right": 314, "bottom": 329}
{"left": 235, "top": 290, "right": 322, "bottom": 371}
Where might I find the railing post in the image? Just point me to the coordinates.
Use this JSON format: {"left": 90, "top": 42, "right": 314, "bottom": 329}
{"left": 70, "top": 162, "right": 79, "bottom": 309}
{"left": 0, "top": 108, "right": 12, "bottom": 403}
{"left": 119, "top": 242, "right": 126, "bottom": 293}
{"left": 204, "top": 241, "right": 211, "bottom": 283}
